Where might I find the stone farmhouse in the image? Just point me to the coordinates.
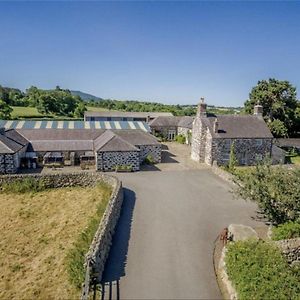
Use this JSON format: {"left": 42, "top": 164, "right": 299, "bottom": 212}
{"left": 191, "top": 99, "right": 274, "bottom": 166}
{"left": 84, "top": 111, "right": 173, "bottom": 123}
{"left": 0, "top": 120, "right": 161, "bottom": 174}
{"left": 149, "top": 116, "right": 194, "bottom": 142}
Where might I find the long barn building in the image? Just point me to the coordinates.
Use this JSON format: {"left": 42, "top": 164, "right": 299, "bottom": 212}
{"left": 0, "top": 120, "right": 161, "bottom": 174}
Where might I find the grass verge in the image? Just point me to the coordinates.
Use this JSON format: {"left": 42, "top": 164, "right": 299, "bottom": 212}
{"left": 66, "top": 182, "right": 112, "bottom": 288}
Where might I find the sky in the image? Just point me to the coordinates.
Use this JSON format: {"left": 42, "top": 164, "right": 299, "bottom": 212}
{"left": 0, "top": 1, "right": 300, "bottom": 107}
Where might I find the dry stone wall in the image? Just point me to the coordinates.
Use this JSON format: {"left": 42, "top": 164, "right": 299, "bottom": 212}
{"left": 275, "top": 238, "right": 300, "bottom": 266}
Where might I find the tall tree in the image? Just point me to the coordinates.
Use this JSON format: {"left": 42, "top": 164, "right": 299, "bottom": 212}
{"left": 244, "top": 78, "right": 300, "bottom": 137}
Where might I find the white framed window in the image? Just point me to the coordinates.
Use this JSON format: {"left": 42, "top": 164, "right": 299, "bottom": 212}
{"left": 255, "top": 139, "right": 263, "bottom": 146}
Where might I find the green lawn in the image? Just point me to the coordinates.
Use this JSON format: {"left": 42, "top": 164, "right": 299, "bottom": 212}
{"left": 290, "top": 155, "right": 300, "bottom": 165}
{"left": 11, "top": 106, "right": 45, "bottom": 118}
{"left": 85, "top": 106, "right": 111, "bottom": 112}
{"left": 11, "top": 106, "right": 111, "bottom": 120}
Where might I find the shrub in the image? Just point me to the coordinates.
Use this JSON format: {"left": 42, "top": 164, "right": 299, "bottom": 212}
{"left": 175, "top": 134, "right": 186, "bottom": 144}
{"left": 144, "top": 154, "right": 155, "bottom": 165}
{"left": 234, "top": 163, "right": 300, "bottom": 224}
{"left": 66, "top": 182, "right": 112, "bottom": 289}
{"left": 226, "top": 239, "right": 300, "bottom": 300}
{"left": 272, "top": 222, "right": 300, "bottom": 240}
{"left": 114, "top": 165, "right": 133, "bottom": 172}
{"left": 1, "top": 177, "right": 45, "bottom": 193}
{"left": 228, "top": 141, "right": 237, "bottom": 173}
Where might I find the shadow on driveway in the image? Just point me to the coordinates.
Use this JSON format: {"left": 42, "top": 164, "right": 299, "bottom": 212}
{"left": 99, "top": 188, "right": 136, "bottom": 300}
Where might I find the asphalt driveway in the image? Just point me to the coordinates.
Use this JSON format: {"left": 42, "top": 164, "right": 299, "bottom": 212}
{"left": 101, "top": 168, "right": 263, "bottom": 300}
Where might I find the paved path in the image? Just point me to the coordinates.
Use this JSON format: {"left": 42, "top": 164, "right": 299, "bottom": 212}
{"left": 101, "top": 169, "right": 263, "bottom": 300}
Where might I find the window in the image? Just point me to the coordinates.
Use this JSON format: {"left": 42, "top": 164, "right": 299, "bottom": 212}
{"left": 107, "top": 117, "right": 111, "bottom": 121}
{"left": 241, "top": 152, "right": 247, "bottom": 165}
{"left": 223, "top": 152, "right": 230, "bottom": 161}
{"left": 123, "top": 117, "right": 128, "bottom": 121}
{"left": 255, "top": 139, "right": 263, "bottom": 146}
{"left": 168, "top": 130, "right": 176, "bottom": 140}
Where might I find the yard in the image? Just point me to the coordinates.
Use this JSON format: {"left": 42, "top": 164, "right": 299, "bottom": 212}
{"left": 0, "top": 183, "right": 111, "bottom": 299}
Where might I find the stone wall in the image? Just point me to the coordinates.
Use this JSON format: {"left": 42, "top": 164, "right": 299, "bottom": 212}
{"left": 96, "top": 151, "right": 140, "bottom": 172}
{"left": 212, "top": 138, "right": 273, "bottom": 166}
{"left": 81, "top": 175, "right": 123, "bottom": 300}
{"left": 275, "top": 238, "right": 300, "bottom": 266}
{"left": 137, "top": 144, "right": 162, "bottom": 163}
{"left": 0, "top": 172, "right": 124, "bottom": 300}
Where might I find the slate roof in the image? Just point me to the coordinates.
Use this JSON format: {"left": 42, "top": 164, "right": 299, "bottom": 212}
{"left": 0, "top": 120, "right": 150, "bottom": 132}
{"left": 276, "top": 138, "right": 300, "bottom": 148}
{"left": 178, "top": 116, "right": 194, "bottom": 129}
{"left": 0, "top": 133, "right": 25, "bottom": 154}
{"left": 204, "top": 115, "right": 273, "bottom": 138}
{"left": 94, "top": 130, "right": 139, "bottom": 152}
{"left": 14, "top": 128, "right": 159, "bottom": 152}
{"left": 114, "top": 130, "right": 160, "bottom": 146}
{"left": 84, "top": 111, "right": 173, "bottom": 118}
{"left": 149, "top": 116, "right": 183, "bottom": 127}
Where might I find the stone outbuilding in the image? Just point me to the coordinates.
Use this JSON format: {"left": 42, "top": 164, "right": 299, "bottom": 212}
{"left": 0, "top": 121, "right": 161, "bottom": 173}
{"left": 191, "top": 98, "right": 274, "bottom": 166}
{"left": 0, "top": 128, "right": 29, "bottom": 173}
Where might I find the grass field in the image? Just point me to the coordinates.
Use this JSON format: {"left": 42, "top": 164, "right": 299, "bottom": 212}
{"left": 11, "top": 106, "right": 45, "bottom": 118}
{"left": 11, "top": 106, "right": 110, "bottom": 119}
{"left": 0, "top": 184, "right": 111, "bottom": 299}
{"left": 291, "top": 155, "right": 300, "bottom": 165}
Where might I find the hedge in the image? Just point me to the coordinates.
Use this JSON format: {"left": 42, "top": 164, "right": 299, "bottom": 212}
{"left": 272, "top": 222, "right": 300, "bottom": 241}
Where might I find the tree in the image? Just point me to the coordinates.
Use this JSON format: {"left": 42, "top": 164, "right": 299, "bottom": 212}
{"left": 74, "top": 102, "right": 87, "bottom": 118}
{"left": 244, "top": 78, "right": 300, "bottom": 137}
{"left": 0, "top": 100, "right": 13, "bottom": 119}
{"left": 234, "top": 163, "right": 300, "bottom": 224}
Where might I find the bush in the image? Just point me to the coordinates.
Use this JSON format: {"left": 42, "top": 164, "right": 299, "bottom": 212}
{"left": 226, "top": 239, "right": 300, "bottom": 300}
{"left": 272, "top": 222, "right": 300, "bottom": 240}
{"left": 144, "top": 154, "right": 155, "bottom": 165}
{"left": 175, "top": 134, "right": 186, "bottom": 144}
{"left": 1, "top": 177, "right": 45, "bottom": 193}
{"left": 66, "top": 182, "right": 112, "bottom": 288}
{"left": 234, "top": 163, "right": 300, "bottom": 224}
{"left": 114, "top": 165, "right": 133, "bottom": 172}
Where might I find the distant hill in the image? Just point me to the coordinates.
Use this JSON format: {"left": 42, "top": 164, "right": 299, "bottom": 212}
{"left": 71, "top": 90, "right": 102, "bottom": 101}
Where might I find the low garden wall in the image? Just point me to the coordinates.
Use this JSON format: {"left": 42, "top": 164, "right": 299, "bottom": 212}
{"left": 211, "top": 161, "right": 235, "bottom": 185}
{"left": 275, "top": 238, "right": 300, "bottom": 266}
{"left": 0, "top": 172, "right": 124, "bottom": 300}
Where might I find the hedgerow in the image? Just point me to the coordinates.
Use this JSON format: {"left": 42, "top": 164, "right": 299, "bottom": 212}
{"left": 272, "top": 222, "right": 300, "bottom": 241}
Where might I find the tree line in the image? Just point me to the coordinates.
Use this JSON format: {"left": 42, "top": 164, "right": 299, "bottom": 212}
{"left": 0, "top": 85, "right": 87, "bottom": 119}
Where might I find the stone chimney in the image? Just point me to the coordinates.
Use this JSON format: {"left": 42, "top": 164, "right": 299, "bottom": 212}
{"left": 0, "top": 127, "right": 5, "bottom": 135}
{"left": 213, "top": 118, "right": 219, "bottom": 133}
{"left": 254, "top": 102, "right": 263, "bottom": 117}
{"left": 196, "top": 97, "right": 207, "bottom": 117}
